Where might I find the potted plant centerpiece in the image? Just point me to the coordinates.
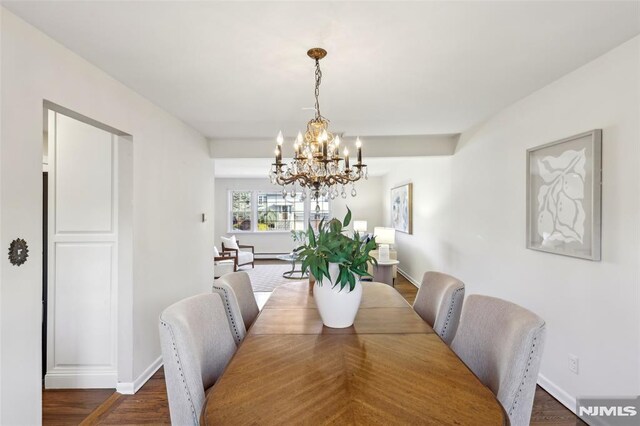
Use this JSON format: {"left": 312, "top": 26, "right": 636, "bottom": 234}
{"left": 295, "top": 208, "right": 377, "bottom": 328}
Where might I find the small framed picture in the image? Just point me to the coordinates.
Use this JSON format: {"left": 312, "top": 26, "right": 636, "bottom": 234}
{"left": 526, "top": 130, "right": 602, "bottom": 260}
{"left": 390, "top": 183, "right": 412, "bottom": 234}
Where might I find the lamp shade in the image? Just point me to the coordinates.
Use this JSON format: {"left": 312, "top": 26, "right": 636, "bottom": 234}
{"left": 373, "top": 227, "right": 396, "bottom": 245}
{"left": 353, "top": 220, "right": 368, "bottom": 233}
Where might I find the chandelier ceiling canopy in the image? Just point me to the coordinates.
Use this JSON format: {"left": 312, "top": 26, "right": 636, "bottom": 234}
{"left": 269, "top": 48, "right": 367, "bottom": 211}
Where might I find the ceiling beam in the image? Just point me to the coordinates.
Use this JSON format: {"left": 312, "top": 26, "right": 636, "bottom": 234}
{"left": 209, "top": 134, "right": 460, "bottom": 159}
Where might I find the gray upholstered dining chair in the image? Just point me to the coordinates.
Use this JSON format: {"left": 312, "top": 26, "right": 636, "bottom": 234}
{"left": 159, "top": 293, "right": 237, "bottom": 425}
{"left": 412, "top": 271, "right": 465, "bottom": 344}
{"left": 212, "top": 271, "right": 260, "bottom": 345}
{"left": 450, "top": 295, "right": 547, "bottom": 426}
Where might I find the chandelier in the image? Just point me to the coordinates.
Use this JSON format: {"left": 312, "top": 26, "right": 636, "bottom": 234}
{"left": 269, "top": 48, "right": 367, "bottom": 211}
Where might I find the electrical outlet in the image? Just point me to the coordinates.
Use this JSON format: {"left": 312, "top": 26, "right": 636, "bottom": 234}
{"left": 568, "top": 354, "right": 579, "bottom": 374}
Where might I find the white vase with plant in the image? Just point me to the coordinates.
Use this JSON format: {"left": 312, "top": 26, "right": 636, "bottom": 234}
{"left": 295, "top": 208, "right": 377, "bottom": 328}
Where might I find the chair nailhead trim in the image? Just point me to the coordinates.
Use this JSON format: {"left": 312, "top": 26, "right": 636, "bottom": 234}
{"left": 508, "top": 333, "right": 540, "bottom": 417}
{"left": 440, "top": 286, "right": 464, "bottom": 339}
{"left": 160, "top": 319, "right": 198, "bottom": 424}
{"left": 213, "top": 284, "right": 242, "bottom": 344}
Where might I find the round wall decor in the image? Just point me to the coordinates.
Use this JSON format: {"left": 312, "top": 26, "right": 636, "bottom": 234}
{"left": 8, "top": 238, "right": 29, "bottom": 266}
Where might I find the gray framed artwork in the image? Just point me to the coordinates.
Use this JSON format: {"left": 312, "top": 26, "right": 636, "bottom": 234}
{"left": 390, "top": 183, "right": 412, "bottom": 234}
{"left": 526, "top": 129, "right": 602, "bottom": 260}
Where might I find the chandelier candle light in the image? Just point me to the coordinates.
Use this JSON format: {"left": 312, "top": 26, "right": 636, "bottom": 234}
{"left": 269, "top": 48, "right": 368, "bottom": 213}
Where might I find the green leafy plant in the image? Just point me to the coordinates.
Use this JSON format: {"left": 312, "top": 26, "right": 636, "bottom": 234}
{"left": 290, "top": 230, "right": 307, "bottom": 245}
{"left": 295, "top": 208, "right": 377, "bottom": 291}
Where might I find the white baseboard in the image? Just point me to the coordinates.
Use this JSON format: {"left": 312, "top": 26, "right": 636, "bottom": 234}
{"left": 397, "top": 267, "right": 421, "bottom": 288}
{"left": 255, "top": 252, "right": 288, "bottom": 259}
{"left": 537, "top": 373, "right": 576, "bottom": 414}
{"left": 45, "top": 370, "right": 117, "bottom": 389}
{"left": 116, "top": 356, "right": 163, "bottom": 395}
{"left": 116, "top": 381, "right": 135, "bottom": 394}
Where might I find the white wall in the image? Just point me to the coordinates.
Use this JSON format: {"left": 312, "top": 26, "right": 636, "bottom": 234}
{"left": 0, "top": 10, "right": 214, "bottom": 423}
{"left": 381, "top": 157, "right": 454, "bottom": 284}
{"left": 330, "top": 176, "right": 384, "bottom": 235}
{"left": 214, "top": 176, "right": 384, "bottom": 254}
{"left": 384, "top": 37, "right": 640, "bottom": 407}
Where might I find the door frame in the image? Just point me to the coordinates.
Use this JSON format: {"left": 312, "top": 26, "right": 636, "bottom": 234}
{"left": 42, "top": 102, "right": 133, "bottom": 389}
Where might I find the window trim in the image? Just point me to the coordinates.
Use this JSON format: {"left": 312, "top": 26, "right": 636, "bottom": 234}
{"left": 227, "top": 189, "right": 331, "bottom": 233}
{"left": 228, "top": 190, "right": 254, "bottom": 233}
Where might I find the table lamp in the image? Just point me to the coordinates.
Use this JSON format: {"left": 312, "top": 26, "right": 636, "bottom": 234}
{"left": 373, "top": 227, "right": 395, "bottom": 261}
{"left": 353, "top": 220, "right": 368, "bottom": 233}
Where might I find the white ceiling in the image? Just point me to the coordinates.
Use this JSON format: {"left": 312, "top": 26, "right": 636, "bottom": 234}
{"left": 4, "top": 1, "right": 639, "bottom": 139}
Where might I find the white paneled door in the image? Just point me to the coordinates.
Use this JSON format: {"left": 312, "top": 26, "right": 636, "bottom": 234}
{"left": 45, "top": 111, "right": 118, "bottom": 388}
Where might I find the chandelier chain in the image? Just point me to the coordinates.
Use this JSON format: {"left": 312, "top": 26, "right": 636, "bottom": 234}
{"left": 314, "top": 59, "right": 322, "bottom": 120}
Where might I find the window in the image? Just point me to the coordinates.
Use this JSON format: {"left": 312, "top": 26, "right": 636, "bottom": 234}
{"left": 230, "top": 191, "right": 252, "bottom": 231}
{"left": 257, "top": 193, "right": 305, "bottom": 232}
{"left": 228, "top": 190, "right": 329, "bottom": 232}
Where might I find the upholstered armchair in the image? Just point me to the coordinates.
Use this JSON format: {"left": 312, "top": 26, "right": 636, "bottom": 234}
{"left": 214, "top": 246, "right": 236, "bottom": 279}
{"left": 159, "top": 293, "right": 237, "bottom": 425}
{"left": 221, "top": 235, "right": 255, "bottom": 269}
{"left": 451, "top": 295, "right": 547, "bottom": 426}
{"left": 212, "top": 272, "right": 259, "bottom": 346}
{"left": 413, "top": 271, "right": 465, "bottom": 345}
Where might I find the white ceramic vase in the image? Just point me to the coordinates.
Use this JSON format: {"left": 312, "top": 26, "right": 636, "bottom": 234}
{"left": 313, "top": 262, "right": 363, "bottom": 328}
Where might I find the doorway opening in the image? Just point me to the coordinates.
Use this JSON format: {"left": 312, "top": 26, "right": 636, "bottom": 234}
{"left": 41, "top": 102, "right": 133, "bottom": 397}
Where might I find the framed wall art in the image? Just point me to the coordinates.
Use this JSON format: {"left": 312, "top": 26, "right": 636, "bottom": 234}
{"left": 526, "top": 129, "right": 602, "bottom": 260}
{"left": 390, "top": 183, "right": 413, "bottom": 234}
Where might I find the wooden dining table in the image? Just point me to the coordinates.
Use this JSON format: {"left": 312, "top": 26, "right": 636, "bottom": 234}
{"left": 202, "top": 281, "right": 507, "bottom": 425}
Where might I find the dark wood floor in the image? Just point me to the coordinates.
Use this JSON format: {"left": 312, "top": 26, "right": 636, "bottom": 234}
{"left": 42, "top": 388, "right": 114, "bottom": 425}
{"left": 43, "top": 263, "right": 581, "bottom": 425}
